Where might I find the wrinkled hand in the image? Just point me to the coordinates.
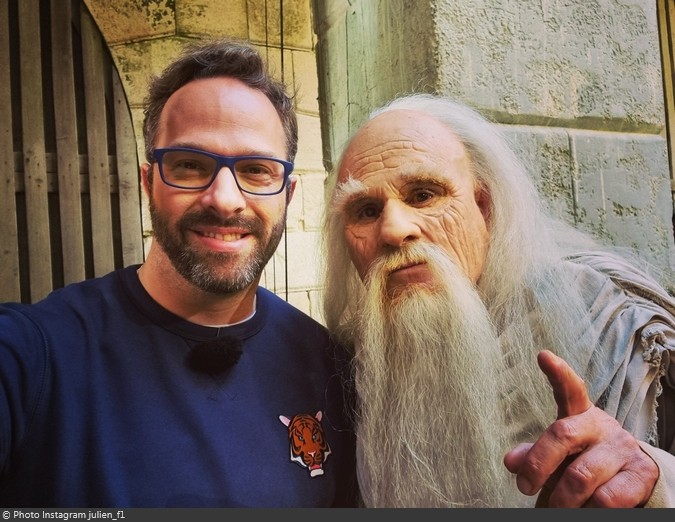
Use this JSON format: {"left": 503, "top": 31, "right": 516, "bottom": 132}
{"left": 503, "top": 350, "right": 659, "bottom": 508}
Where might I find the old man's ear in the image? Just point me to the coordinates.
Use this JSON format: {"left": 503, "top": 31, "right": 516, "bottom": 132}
{"left": 475, "top": 184, "right": 492, "bottom": 224}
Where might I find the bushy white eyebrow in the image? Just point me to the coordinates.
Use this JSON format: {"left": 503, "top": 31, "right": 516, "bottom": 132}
{"left": 330, "top": 177, "right": 369, "bottom": 213}
{"left": 330, "top": 165, "right": 451, "bottom": 213}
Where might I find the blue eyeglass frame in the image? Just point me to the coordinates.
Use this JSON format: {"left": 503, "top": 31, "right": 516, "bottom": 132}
{"left": 152, "top": 147, "right": 294, "bottom": 195}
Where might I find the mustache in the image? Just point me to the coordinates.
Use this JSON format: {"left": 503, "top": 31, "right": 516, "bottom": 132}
{"left": 366, "top": 243, "right": 446, "bottom": 280}
{"left": 177, "top": 211, "right": 264, "bottom": 237}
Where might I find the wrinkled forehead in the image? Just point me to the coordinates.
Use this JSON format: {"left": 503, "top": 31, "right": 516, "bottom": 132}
{"left": 333, "top": 109, "right": 469, "bottom": 201}
{"left": 336, "top": 109, "right": 465, "bottom": 183}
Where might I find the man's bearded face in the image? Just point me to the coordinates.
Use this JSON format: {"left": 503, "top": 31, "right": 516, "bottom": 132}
{"left": 351, "top": 242, "right": 519, "bottom": 507}
{"left": 149, "top": 196, "right": 286, "bottom": 294}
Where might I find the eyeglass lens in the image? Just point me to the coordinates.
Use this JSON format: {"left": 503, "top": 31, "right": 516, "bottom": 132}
{"left": 160, "top": 149, "right": 286, "bottom": 194}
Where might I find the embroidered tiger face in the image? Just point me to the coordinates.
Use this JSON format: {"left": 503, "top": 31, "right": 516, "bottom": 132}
{"left": 279, "top": 411, "right": 332, "bottom": 477}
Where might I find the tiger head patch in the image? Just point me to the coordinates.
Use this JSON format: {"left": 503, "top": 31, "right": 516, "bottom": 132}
{"left": 279, "top": 411, "right": 332, "bottom": 477}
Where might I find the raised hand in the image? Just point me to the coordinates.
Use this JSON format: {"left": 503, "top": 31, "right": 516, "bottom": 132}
{"left": 503, "top": 350, "right": 659, "bottom": 507}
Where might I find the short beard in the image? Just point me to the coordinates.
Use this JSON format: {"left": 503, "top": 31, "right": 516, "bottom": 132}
{"left": 149, "top": 197, "right": 286, "bottom": 294}
{"left": 352, "top": 243, "right": 516, "bottom": 507}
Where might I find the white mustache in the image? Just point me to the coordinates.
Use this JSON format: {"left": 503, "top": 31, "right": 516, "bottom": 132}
{"left": 367, "top": 243, "right": 440, "bottom": 280}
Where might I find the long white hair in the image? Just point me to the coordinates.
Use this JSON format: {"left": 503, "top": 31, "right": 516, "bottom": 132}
{"left": 321, "top": 93, "right": 655, "bottom": 370}
{"left": 320, "top": 93, "right": 674, "bottom": 507}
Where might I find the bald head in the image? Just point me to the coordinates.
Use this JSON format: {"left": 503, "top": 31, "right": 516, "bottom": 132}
{"left": 332, "top": 108, "right": 490, "bottom": 287}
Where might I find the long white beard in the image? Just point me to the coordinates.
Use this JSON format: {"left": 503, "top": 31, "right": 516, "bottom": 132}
{"left": 351, "top": 244, "right": 544, "bottom": 507}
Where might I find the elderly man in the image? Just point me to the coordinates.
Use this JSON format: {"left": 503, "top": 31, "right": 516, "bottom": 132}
{"left": 321, "top": 93, "right": 675, "bottom": 507}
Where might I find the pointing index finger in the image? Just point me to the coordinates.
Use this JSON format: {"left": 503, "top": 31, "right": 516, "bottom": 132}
{"left": 532, "top": 350, "right": 594, "bottom": 506}
{"left": 537, "top": 350, "right": 593, "bottom": 419}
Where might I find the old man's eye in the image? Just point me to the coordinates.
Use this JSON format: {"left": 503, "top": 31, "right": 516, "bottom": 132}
{"left": 343, "top": 199, "right": 381, "bottom": 224}
{"left": 356, "top": 203, "right": 380, "bottom": 221}
{"left": 408, "top": 189, "right": 436, "bottom": 205}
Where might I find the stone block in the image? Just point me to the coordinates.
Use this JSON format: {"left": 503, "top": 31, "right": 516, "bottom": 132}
{"left": 504, "top": 125, "right": 674, "bottom": 276}
{"left": 292, "top": 50, "right": 320, "bottom": 115}
{"left": 248, "top": 0, "right": 313, "bottom": 49}
{"left": 298, "top": 173, "right": 327, "bottom": 230}
{"left": 113, "top": 38, "right": 193, "bottom": 107}
{"left": 85, "top": 0, "right": 175, "bottom": 44}
{"left": 504, "top": 125, "right": 576, "bottom": 223}
{"left": 261, "top": 229, "right": 321, "bottom": 291}
{"left": 176, "top": 0, "right": 249, "bottom": 38}
{"left": 435, "top": 0, "right": 664, "bottom": 125}
{"left": 285, "top": 289, "right": 312, "bottom": 317}
{"left": 572, "top": 130, "right": 674, "bottom": 273}
{"left": 295, "top": 113, "right": 325, "bottom": 171}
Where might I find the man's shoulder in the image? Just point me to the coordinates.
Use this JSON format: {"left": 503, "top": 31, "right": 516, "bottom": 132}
{"left": 565, "top": 251, "right": 675, "bottom": 315}
{"left": 0, "top": 266, "right": 134, "bottom": 327}
{"left": 253, "top": 286, "right": 349, "bottom": 355}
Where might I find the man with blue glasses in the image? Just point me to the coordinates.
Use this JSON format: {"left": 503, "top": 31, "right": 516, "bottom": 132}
{"left": 152, "top": 147, "right": 293, "bottom": 194}
{"left": 0, "top": 39, "right": 358, "bottom": 508}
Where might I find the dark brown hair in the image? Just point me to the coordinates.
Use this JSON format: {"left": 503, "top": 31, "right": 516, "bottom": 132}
{"left": 142, "top": 38, "right": 298, "bottom": 164}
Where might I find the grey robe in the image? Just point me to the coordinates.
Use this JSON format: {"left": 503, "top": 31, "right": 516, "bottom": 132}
{"left": 556, "top": 252, "right": 674, "bottom": 507}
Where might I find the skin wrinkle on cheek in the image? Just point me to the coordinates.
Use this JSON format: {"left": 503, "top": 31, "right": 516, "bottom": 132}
{"left": 349, "top": 230, "right": 368, "bottom": 240}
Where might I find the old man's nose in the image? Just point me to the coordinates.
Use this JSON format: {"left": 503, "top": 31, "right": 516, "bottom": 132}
{"left": 378, "top": 201, "right": 421, "bottom": 247}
